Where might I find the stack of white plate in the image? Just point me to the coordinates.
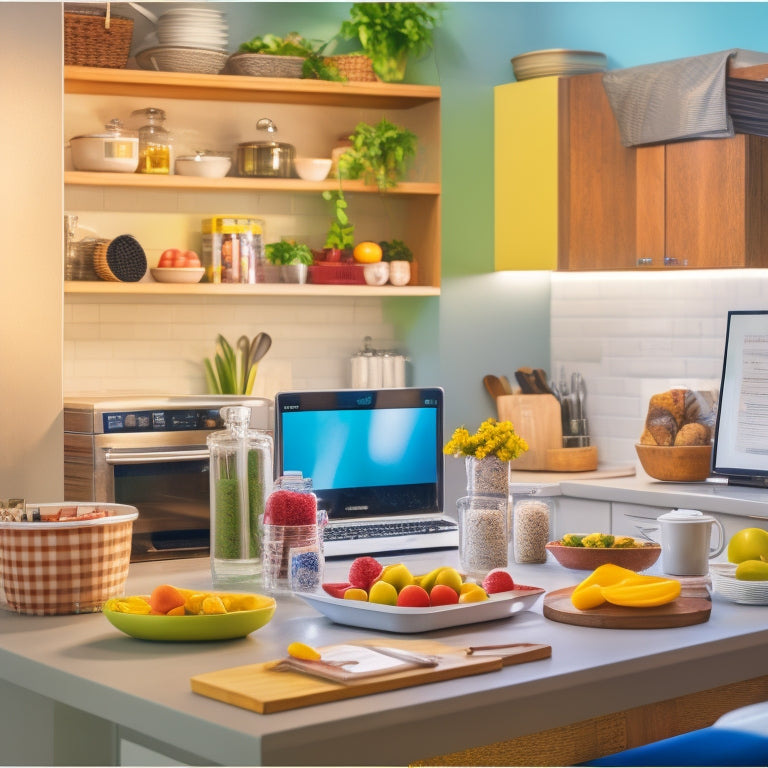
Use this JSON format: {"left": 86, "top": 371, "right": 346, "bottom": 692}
{"left": 156, "top": 6, "right": 229, "bottom": 52}
{"left": 511, "top": 49, "right": 607, "bottom": 81}
{"left": 709, "top": 562, "right": 768, "bottom": 605}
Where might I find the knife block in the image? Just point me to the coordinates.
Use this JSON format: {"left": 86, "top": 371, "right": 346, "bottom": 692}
{"left": 496, "top": 394, "right": 562, "bottom": 470}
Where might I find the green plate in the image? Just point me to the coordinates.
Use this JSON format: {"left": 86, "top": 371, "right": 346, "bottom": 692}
{"left": 103, "top": 599, "right": 276, "bottom": 642}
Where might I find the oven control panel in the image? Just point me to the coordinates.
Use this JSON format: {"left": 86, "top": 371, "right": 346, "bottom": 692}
{"left": 103, "top": 408, "right": 224, "bottom": 434}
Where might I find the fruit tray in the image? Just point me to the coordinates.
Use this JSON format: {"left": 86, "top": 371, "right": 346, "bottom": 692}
{"left": 308, "top": 263, "right": 366, "bottom": 285}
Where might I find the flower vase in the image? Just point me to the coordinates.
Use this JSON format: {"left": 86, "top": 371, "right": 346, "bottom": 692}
{"left": 465, "top": 456, "right": 510, "bottom": 497}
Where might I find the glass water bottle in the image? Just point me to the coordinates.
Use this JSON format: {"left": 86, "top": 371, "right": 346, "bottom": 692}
{"left": 207, "top": 405, "right": 273, "bottom": 586}
{"left": 133, "top": 107, "right": 171, "bottom": 174}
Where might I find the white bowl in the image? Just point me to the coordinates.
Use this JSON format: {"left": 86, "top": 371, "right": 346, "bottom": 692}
{"left": 175, "top": 154, "right": 231, "bottom": 178}
{"left": 295, "top": 157, "right": 332, "bottom": 181}
{"left": 150, "top": 267, "right": 205, "bottom": 284}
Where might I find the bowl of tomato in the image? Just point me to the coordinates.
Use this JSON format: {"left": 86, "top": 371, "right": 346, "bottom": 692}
{"left": 152, "top": 249, "right": 204, "bottom": 283}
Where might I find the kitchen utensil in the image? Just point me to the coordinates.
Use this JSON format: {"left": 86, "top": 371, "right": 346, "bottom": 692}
{"left": 545, "top": 539, "right": 661, "bottom": 571}
{"left": 499, "top": 375, "right": 513, "bottom": 394}
{"left": 635, "top": 443, "right": 713, "bottom": 482}
{"left": 483, "top": 374, "right": 508, "bottom": 401}
{"left": 237, "top": 335, "right": 250, "bottom": 393}
{"left": 533, "top": 368, "right": 552, "bottom": 394}
{"left": 294, "top": 157, "right": 332, "bottom": 181}
{"left": 543, "top": 586, "right": 711, "bottom": 629}
{"left": 69, "top": 119, "right": 139, "bottom": 173}
{"left": 236, "top": 118, "right": 296, "bottom": 178}
{"left": 497, "top": 394, "right": 562, "bottom": 470}
{"left": 651, "top": 509, "right": 726, "bottom": 577}
{"left": 149, "top": 267, "right": 204, "bottom": 284}
{"left": 368, "top": 646, "right": 439, "bottom": 667}
{"left": 514, "top": 370, "right": 535, "bottom": 393}
{"left": 175, "top": 152, "right": 231, "bottom": 177}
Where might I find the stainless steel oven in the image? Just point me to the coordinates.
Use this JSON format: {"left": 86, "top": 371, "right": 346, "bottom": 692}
{"left": 64, "top": 396, "right": 273, "bottom": 561}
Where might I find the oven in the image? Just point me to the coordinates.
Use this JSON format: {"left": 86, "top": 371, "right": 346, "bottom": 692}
{"left": 63, "top": 396, "right": 273, "bottom": 561}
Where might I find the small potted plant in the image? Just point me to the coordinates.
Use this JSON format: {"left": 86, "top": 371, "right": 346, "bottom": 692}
{"left": 264, "top": 239, "right": 313, "bottom": 283}
{"left": 380, "top": 238, "right": 413, "bottom": 285}
{"left": 321, "top": 189, "right": 355, "bottom": 261}
{"left": 338, "top": 119, "right": 417, "bottom": 191}
{"left": 339, "top": 2, "right": 443, "bottom": 82}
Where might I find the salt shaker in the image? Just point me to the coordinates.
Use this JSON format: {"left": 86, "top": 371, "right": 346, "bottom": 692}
{"left": 510, "top": 483, "right": 560, "bottom": 564}
{"left": 207, "top": 406, "right": 273, "bottom": 586}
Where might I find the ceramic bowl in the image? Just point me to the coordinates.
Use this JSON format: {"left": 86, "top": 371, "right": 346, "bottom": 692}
{"left": 363, "top": 262, "right": 389, "bottom": 286}
{"left": 635, "top": 443, "right": 712, "bottom": 482}
{"left": 294, "top": 157, "right": 332, "bottom": 181}
{"left": 150, "top": 267, "right": 205, "bottom": 284}
{"left": 175, "top": 154, "right": 231, "bottom": 178}
{"left": 545, "top": 540, "right": 661, "bottom": 571}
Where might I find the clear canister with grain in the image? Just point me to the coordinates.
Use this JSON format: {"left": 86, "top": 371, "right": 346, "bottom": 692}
{"left": 457, "top": 495, "right": 509, "bottom": 579}
{"left": 510, "top": 483, "right": 560, "bottom": 564}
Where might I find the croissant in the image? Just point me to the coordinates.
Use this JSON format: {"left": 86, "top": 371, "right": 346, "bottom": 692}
{"left": 640, "top": 388, "right": 714, "bottom": 446}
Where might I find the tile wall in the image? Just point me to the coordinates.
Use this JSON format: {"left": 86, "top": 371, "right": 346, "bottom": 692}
{"left": 550, "top": 269, "right": 768, "bottom": 466}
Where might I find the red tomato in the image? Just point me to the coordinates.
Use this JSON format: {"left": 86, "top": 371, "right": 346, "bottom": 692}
{"left": 172, "top": 254, "right": 188, "bottom": 267}
{"left": 158, "top": 248, "right": 180, "bottom": 268}
{"left": 183, "top": 250, "right": 201, "bottom": 267}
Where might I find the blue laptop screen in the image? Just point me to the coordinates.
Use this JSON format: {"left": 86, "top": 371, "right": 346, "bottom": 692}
{"left": 275, "top": 388, "right": 444, "bottom": 520}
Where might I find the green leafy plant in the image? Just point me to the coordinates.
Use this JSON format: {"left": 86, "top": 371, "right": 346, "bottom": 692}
{"left": 444, "top": 418, "right": 528, "bottom": 462}
{"left": 338, "top": 119, "right": 417, "bottom": 191}
{"left": 265, "top": 240, "right": 314, "bottom": 266}
{"left": 340, "top": 2, "right": 443, "bottom": 81}
{"left": 238, "top": 32, "right": 314, "bottom": 56}
{"left": 322, "top": 189, "right": 355, "bottom": 250}
{"left": 379, "top": 239, "right": 413, "bottom": 262}
{"left": 204, "top": 333, "right": 268, "bottom": 395}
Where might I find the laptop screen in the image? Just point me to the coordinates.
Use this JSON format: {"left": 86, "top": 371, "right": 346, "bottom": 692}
{"left": 713, "top": 310, "right": 768, "bottom": 487}
{"left": 274, "top": 388, "right": 444, "bottom": 520}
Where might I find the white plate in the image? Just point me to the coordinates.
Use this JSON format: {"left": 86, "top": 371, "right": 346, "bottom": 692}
{"left": 297, "top": 587, "right": 544, "bottom": 633}
{"left": 150, "top": 267, "right": 204, "bottom": 284}
{"left": 710, "top": 563, "right": 768, "bottom": 605}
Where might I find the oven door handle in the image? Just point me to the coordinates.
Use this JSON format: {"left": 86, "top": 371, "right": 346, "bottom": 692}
{"left": 104, "top": 449, "right": 210, "bottom": 465}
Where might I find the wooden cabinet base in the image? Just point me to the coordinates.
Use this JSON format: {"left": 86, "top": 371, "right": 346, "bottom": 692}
{"left": 412, "top": 674, "right": 768, "bottom": 766}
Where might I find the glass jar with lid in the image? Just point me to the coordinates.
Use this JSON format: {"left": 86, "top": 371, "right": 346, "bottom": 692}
{"left": 132, "top": 107, "right": 171, "bottom": 174}
{"left": 510, "top": 483, "right": 560, "bottom": 564}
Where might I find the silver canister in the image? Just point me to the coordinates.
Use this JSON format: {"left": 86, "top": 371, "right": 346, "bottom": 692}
{"left": 349, "top": 337, "right": 407, "bottom": 388}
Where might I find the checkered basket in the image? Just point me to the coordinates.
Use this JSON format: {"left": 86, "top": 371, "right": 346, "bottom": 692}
{"left": 0, "top": 503, "right": 137, "bottom": 616}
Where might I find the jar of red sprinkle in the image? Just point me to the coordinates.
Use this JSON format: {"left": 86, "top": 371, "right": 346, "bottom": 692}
{"left": 261, "top": 474, "right": 324, "bottom": 593}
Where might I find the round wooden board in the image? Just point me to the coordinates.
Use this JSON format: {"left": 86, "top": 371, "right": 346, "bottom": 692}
{"left": 543, "top": 586, "right": 711, "bottom": 629}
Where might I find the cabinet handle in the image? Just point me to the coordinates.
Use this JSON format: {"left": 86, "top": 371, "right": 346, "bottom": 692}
{"left": 636, "top": 257, "right": 653, "bottom": 266}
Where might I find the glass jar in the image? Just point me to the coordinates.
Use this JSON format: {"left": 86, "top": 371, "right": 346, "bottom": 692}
{"left": 457, "top": 495, "right": 508, "bottom": 579}
{"left": 132, "top": 107, "right": 171, "bottom": 174}
{"left": 261, "top": 474, "right": 324, "bottom": 594}
{"left": 207, "top": 406, "right": 273, "bottom": 586}
{"left": 510, "top": 483, "right": 560, "bottom": 564}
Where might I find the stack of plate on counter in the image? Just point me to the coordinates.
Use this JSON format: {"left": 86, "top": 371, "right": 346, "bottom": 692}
{"left": 135, "top": 7, "right": 229, "bottom": 74}
{"left": 511, "top": 49, "right": 607, "bottom": 81}
{"left": 709, "top": 562, "right": 768, "bottom": 605}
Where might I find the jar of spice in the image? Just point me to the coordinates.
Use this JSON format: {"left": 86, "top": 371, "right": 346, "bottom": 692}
{"left": 510, "top": 483, "right": 560, "bottom": 564}
{"left": 132, "top": 107, "right": 172, "bottom": 174}
{"left": 207, "top": 406, "right": 273, "bottom": 586}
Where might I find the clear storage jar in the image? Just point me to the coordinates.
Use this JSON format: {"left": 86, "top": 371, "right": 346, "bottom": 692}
{"left": 457, "top": 495, "right": 509, "bottom": 579}
{"left": 132, "top": 107, "right": 171, "bottom": 174}
{"left": 510, "top": 483, "right": 560, "bottom": 564}
{"left": 207, "top": 405, "right": 273, "bottom": 586}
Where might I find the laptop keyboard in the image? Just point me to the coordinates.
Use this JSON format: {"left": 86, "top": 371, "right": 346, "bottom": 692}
{"left": 323, "top": 518, "right": 457, "bottom": 542}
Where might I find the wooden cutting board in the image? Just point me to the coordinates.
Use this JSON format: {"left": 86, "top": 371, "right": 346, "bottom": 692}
{"left": 543, "top": 587, "right": 711, "bottom": 629}
{"left": 497, "top": 394, "right": 562, "bottom": 470}
{"left": 190, "top": 639, "right": 552, "bottom": 714}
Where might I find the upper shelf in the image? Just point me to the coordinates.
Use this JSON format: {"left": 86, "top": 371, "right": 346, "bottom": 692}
{"left": 64, "top": 66, "right": 441, "bottom": 109}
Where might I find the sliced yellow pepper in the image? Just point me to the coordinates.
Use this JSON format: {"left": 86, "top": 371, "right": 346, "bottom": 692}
{"left": 570, "top": 564, "right": 680, "bottom": 610}
{"left": 601, "top": 578, "right": 681, "bottom": 607}
{"left": 571, "top": 563, "right": 638, "bottom": 610}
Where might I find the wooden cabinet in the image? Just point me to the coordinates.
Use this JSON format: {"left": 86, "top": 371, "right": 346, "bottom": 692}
{"left": 63, "top": 66, "right": 441, "bottom": 297}
{"left": 495, "top": 71, "right": 768, "bottom": 271}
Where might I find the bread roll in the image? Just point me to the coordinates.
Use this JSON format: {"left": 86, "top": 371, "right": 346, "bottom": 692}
{"left": 674, "top": 422, "right": 711, "bottom": 446}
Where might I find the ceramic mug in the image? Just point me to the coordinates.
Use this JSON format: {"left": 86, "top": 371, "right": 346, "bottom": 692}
{"left": 654, "top": 508, "right": 725, "bottom": 576}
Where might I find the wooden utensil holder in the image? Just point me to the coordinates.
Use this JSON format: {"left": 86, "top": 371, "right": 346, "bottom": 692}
{"left": 496, "top": 394, "right": 562, "bottom": 470}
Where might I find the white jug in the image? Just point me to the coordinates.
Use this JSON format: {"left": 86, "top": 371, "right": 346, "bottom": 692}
{"left": 655, "top": 508, "right": 725, "bottom": 576}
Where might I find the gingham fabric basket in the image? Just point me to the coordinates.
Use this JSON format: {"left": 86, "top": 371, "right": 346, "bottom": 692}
{"left": 0, "top": 504, "right": 137, "bottom": 615}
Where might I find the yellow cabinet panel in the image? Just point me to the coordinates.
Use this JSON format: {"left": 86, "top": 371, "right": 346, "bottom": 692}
{"left": 494, "top": 77, "right": 559, "bottom": 271}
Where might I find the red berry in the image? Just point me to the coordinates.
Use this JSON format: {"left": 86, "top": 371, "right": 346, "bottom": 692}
{"left": 396, "top": 584, "right": 430, "bottom": 607}
{"left": 482, "top": 569, "right": 517, "bottom": 594}
{"left": 348, "top": 556, "right": 383, "bottom": 591}
{"left": 429, "top": 584, "right": 460, "bottom": 606}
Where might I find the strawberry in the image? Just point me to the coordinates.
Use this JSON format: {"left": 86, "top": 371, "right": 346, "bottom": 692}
{"left": 482, "top": 569, "right": 517, "bottom": 594}
{"left": 347, "top": 556, "right": 383, "bottom": 591}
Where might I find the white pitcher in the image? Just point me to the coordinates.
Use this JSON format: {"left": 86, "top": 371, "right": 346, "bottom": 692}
{"left": 654, "top": 509, "right": 726, "bottom": 576}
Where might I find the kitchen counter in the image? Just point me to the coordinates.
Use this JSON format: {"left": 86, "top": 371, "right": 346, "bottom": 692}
{"left": 2, "top": 554, "right": 768, "bottom": 766}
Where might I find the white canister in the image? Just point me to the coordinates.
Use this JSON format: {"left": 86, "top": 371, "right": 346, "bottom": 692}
{"left": 656, "top": 508, "right": 726, "bottom": 576}
{"left": 69, "top": 119, "right": 139, "bottom": 173}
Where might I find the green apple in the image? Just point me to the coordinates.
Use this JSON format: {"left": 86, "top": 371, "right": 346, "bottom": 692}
{"left": 368, "top": 580, "right": 398, "bottom": 605}
{"left": 378, "top": 563, "right": 414, "bottom": 592}
{"left": 434, "top": 566, "right": 463, "bottom": 594}
{"left": 728, "top": 528, "right": 768, "bottom": 563}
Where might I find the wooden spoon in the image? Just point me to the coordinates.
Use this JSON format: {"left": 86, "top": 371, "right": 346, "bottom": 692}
{"left": 483, "top": 375, "right": 508, "bottom": 402}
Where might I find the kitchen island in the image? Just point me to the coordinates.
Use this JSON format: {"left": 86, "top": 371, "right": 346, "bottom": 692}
{"left": 1, "top": 550, "right": 768, "bottom": 766}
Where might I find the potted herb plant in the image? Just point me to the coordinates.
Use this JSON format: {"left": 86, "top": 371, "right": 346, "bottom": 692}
{"left": 380, "top": 238, "right": 414, "bottom": 285}
{"left": 338, "top": 119, "right": 417, "bottom": 191}
{"left": 265, "top": 239, "right": 313, "bottom": 283}
{"left": 321, "top": 189, "right": 355, "bottom": 261}
{"left": 340, "top": 2, "right": 443, "bottom": 82}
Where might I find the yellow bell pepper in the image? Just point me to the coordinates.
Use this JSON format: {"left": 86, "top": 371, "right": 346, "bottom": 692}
{"left": 571, "top": 563, "right": 638, "bottom": 610}
{"left": 570, "top": 564, "right": 680, "bottom": 610}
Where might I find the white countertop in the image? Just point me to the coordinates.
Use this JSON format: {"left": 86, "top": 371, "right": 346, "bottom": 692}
{"left": 2, "top": 553, "right": 768, "bottom": 765}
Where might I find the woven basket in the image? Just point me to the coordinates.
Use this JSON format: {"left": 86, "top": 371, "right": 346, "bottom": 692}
{"left": 226, "top": 52, "right": 305, "bottom": 79}
{"left": 136, "top": 46, "right": 229, "bottom": 75}
{"left": 0, "top": 504, "right": 137, "bottom": 615}
{"left": 325, "top": 54, "right": 379, "bottom": 82}
{"left": 94, "top": 235, "right": 147, "bottom": 282}
{"left": 64, "top": 7, "right": 134, "bottom": 69}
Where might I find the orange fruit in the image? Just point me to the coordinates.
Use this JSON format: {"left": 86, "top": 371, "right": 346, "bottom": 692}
{"left": 353, "top": 241, "right": 383, "bottom": 263}
{"left": 149, "top": 584, "right": 186, "bottom": 615}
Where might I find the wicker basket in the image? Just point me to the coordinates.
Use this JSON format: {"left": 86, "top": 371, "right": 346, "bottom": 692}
{"left": 0, "top": 504, "right": 137, "bottom": 616}
{"left": 226, "top": 52, "right": 305, "bottom": 79}
{"left": 325, "top": 54, "right": 379, "bottom": 82}
{"left": 136, "top": 46, "right": 229, "bottom": 75}
{"left": 94, "top": 235, "right": 147, "bottom": 282}
{"left": 64, "top": 7, "right": 134, "bottom": 69}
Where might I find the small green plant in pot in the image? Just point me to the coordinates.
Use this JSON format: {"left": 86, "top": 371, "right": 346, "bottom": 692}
{"left": 338, "top": 119, "right": 417, "bottom": 191}
{"left": 340, "top": 2, "right": 443, "bottom": 82}
{"left": 380, "top": 239, "right": 414, "bottom": 286}
{"left": 265, "top": 239, "right": 313, "bottom": 284}
{"left": 321, "top": 189, "right": 355, "bottom": 261}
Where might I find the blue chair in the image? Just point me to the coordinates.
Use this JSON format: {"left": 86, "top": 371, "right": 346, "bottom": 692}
{"left": 582, "top": 702, "right": 768, "bottom": 766}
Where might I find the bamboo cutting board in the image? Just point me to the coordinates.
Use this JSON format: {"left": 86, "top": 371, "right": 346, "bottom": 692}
{"left": 190, "top": 639, "right": 552, "bottom": 714}
{"left": 543, "top": 587, "right": 711, "bottom": 629}
{"left": 497, "top": 394, "right": 563, "bottom": 470}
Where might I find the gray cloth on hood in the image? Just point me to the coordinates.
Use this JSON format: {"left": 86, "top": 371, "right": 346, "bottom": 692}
{"left": 602, "top": 49, "right": 768, "bottom": 147}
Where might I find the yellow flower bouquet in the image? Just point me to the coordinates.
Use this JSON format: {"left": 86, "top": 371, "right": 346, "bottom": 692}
{"left": 443, "top": 418, "right": 528, "bottom": 462}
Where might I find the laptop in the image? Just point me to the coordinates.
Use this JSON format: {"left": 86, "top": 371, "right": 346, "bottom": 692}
{"left": 274, "top": 387, "right": 458, "bottom": 558}
{"left": 712, "top": 310, "right": 768, "bottom": 488}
